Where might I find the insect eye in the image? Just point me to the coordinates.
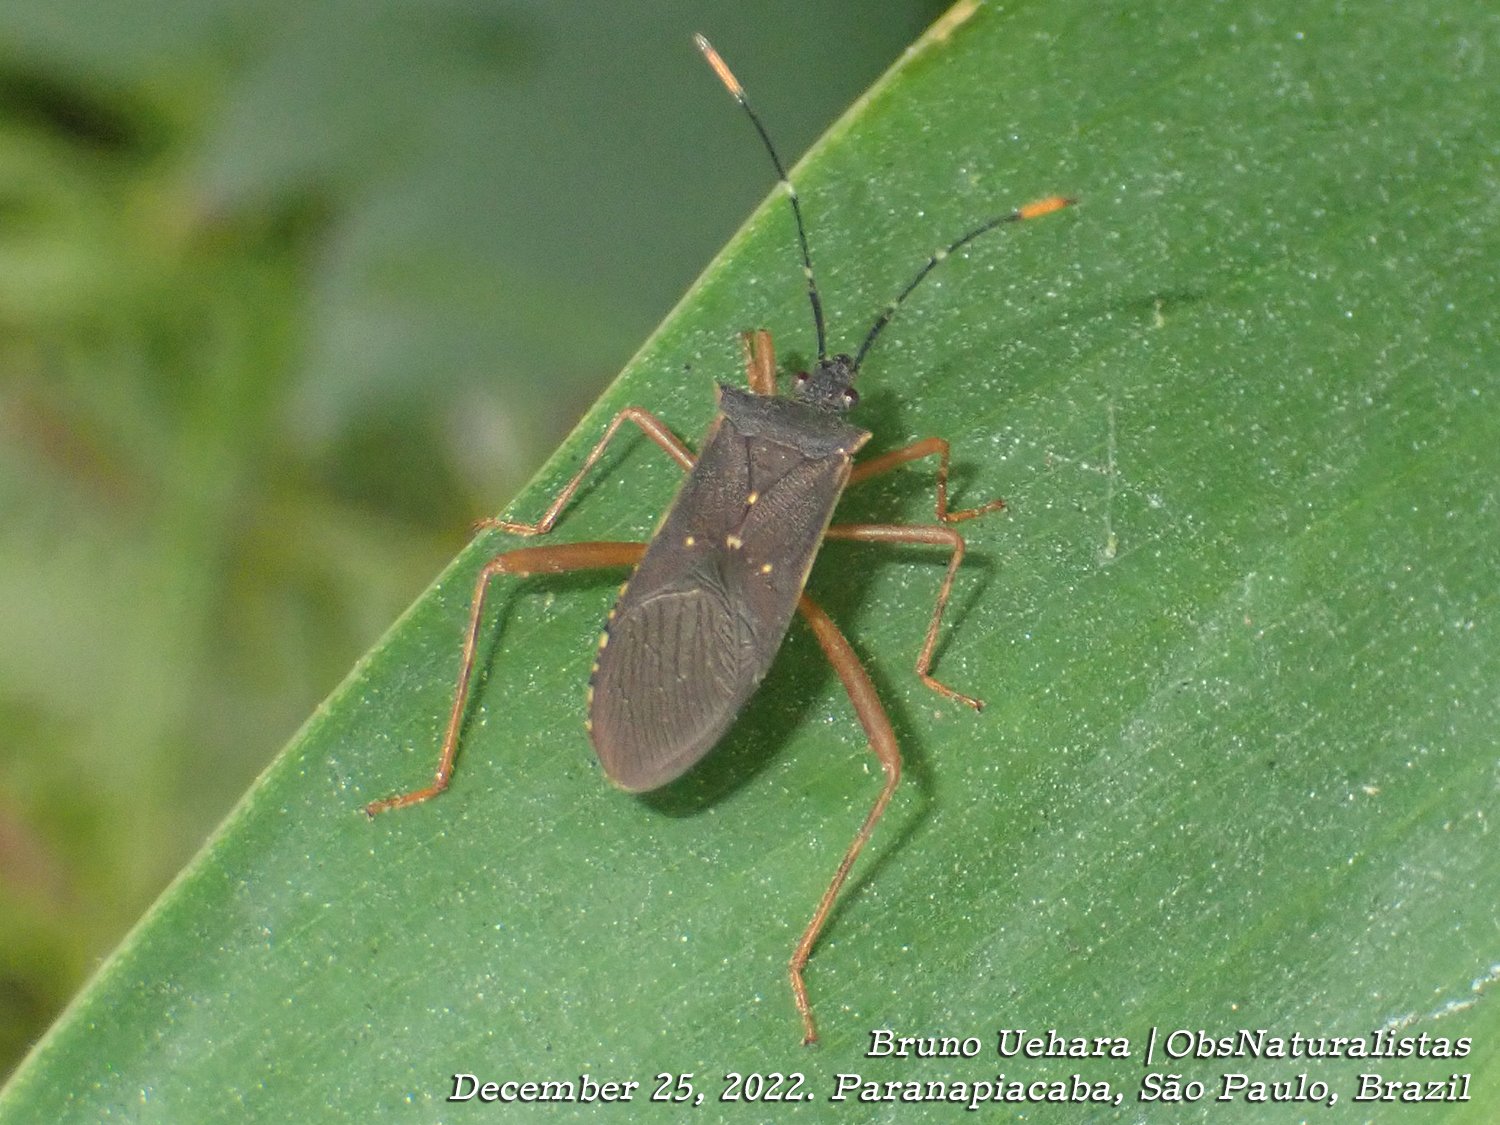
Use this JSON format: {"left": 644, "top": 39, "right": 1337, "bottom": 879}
{"left": 795, "top": 371, "right": 809, "bottom": 384}
{"left": 842, "top": 388, "right": 858, "bottom": 408}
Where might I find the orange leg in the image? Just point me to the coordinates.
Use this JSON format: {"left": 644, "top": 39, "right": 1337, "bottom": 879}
{"left": 848, "top": 436, "right": 1005, "bottom": 523}
{"left": 788, "top": 438, "right": 1005, "bottom": 1035}
{"left": 824, "top": 521, "right": 984, "bottom": 711}
{"left": 475, "top": 409, "right": 694, "bottom": 538}
{"left": 741, "top": 329, "right": 778, "bottom": 396}
{"left": 366, "top": 542, "right": 648, "bottom": 815}
{"left": 373, "top": 399, "right": 700, "bottom": 815}
{"left": 835, "top": 436, "right": 1005, "bottom": 709}
{"left": 477, "top": 333, "right": 777, "bottom": 540}
{"left": 790, "top": 593, "right": 901, "bottom": 1045}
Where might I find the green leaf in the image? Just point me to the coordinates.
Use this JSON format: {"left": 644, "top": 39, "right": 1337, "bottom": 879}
{"left": 4, "top": 1, "right": 1498, "bottom": 1121}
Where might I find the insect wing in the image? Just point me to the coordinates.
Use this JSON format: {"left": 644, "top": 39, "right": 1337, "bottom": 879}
{"left": 589, "top": 388, "right": 869, "bottom": 791}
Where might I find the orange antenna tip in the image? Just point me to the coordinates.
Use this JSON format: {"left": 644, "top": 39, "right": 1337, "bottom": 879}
{"left": 1018, "top": 195, "right": 1076, "bottom": 221}
{"left": 693, "top": 33, "right": 745, "bottom": 101}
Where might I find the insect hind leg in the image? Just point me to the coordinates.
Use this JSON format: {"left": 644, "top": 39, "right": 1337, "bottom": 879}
{"left": 790, "top": 593, "right": 902, "bottom": 1045}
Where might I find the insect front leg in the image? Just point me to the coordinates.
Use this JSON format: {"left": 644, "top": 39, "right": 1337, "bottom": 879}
{"left": 740, "top": 328, "right": 778, "bottom": 396}
{"left": 848, "top": 436, "right": 1005, "bottom": 524}
{"left": 823, "top": 522, "right": 983, "bottom": 711}
{"left": 365, "top": 541, "right": 647, "bottom": 815}
{"left": 475, "top": 407, "right": 695, "bottom": 538}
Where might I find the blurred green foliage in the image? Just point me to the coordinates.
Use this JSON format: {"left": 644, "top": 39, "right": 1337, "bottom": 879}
{"left": 0, "top": 0, "right": 945, "bottom": 1077}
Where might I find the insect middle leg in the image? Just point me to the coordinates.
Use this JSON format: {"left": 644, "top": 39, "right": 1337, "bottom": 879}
{"left": 828, "top": 525, "right": 978, "bottom": 708}
{"left": 835, "top": 436, "right": 1006, "bottom": 708}
{"left": 365, "top": 541, "right": 648, "bottom": 815}
{"left": 848, "top": 436, "right": 1006, "bottom": 523}
{"left": 823, "top": 520, "right": 985, "bottom": 710}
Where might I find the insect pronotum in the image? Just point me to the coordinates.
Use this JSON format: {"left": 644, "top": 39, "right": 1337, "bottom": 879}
{"left": 366, "top": 33, "right": 1072, "bottom": 1044}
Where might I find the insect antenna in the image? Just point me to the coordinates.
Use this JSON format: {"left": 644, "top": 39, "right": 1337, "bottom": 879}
{"left": 852, "top": 195, "right": 1074, "bottom": 372}
{"left": 695, "top": 34, "right": 829, "bottom": 363}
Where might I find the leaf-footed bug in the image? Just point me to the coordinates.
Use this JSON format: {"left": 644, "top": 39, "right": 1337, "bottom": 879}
{"left": 366, "top": 33, "right": 1072, "bottom": 1044}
